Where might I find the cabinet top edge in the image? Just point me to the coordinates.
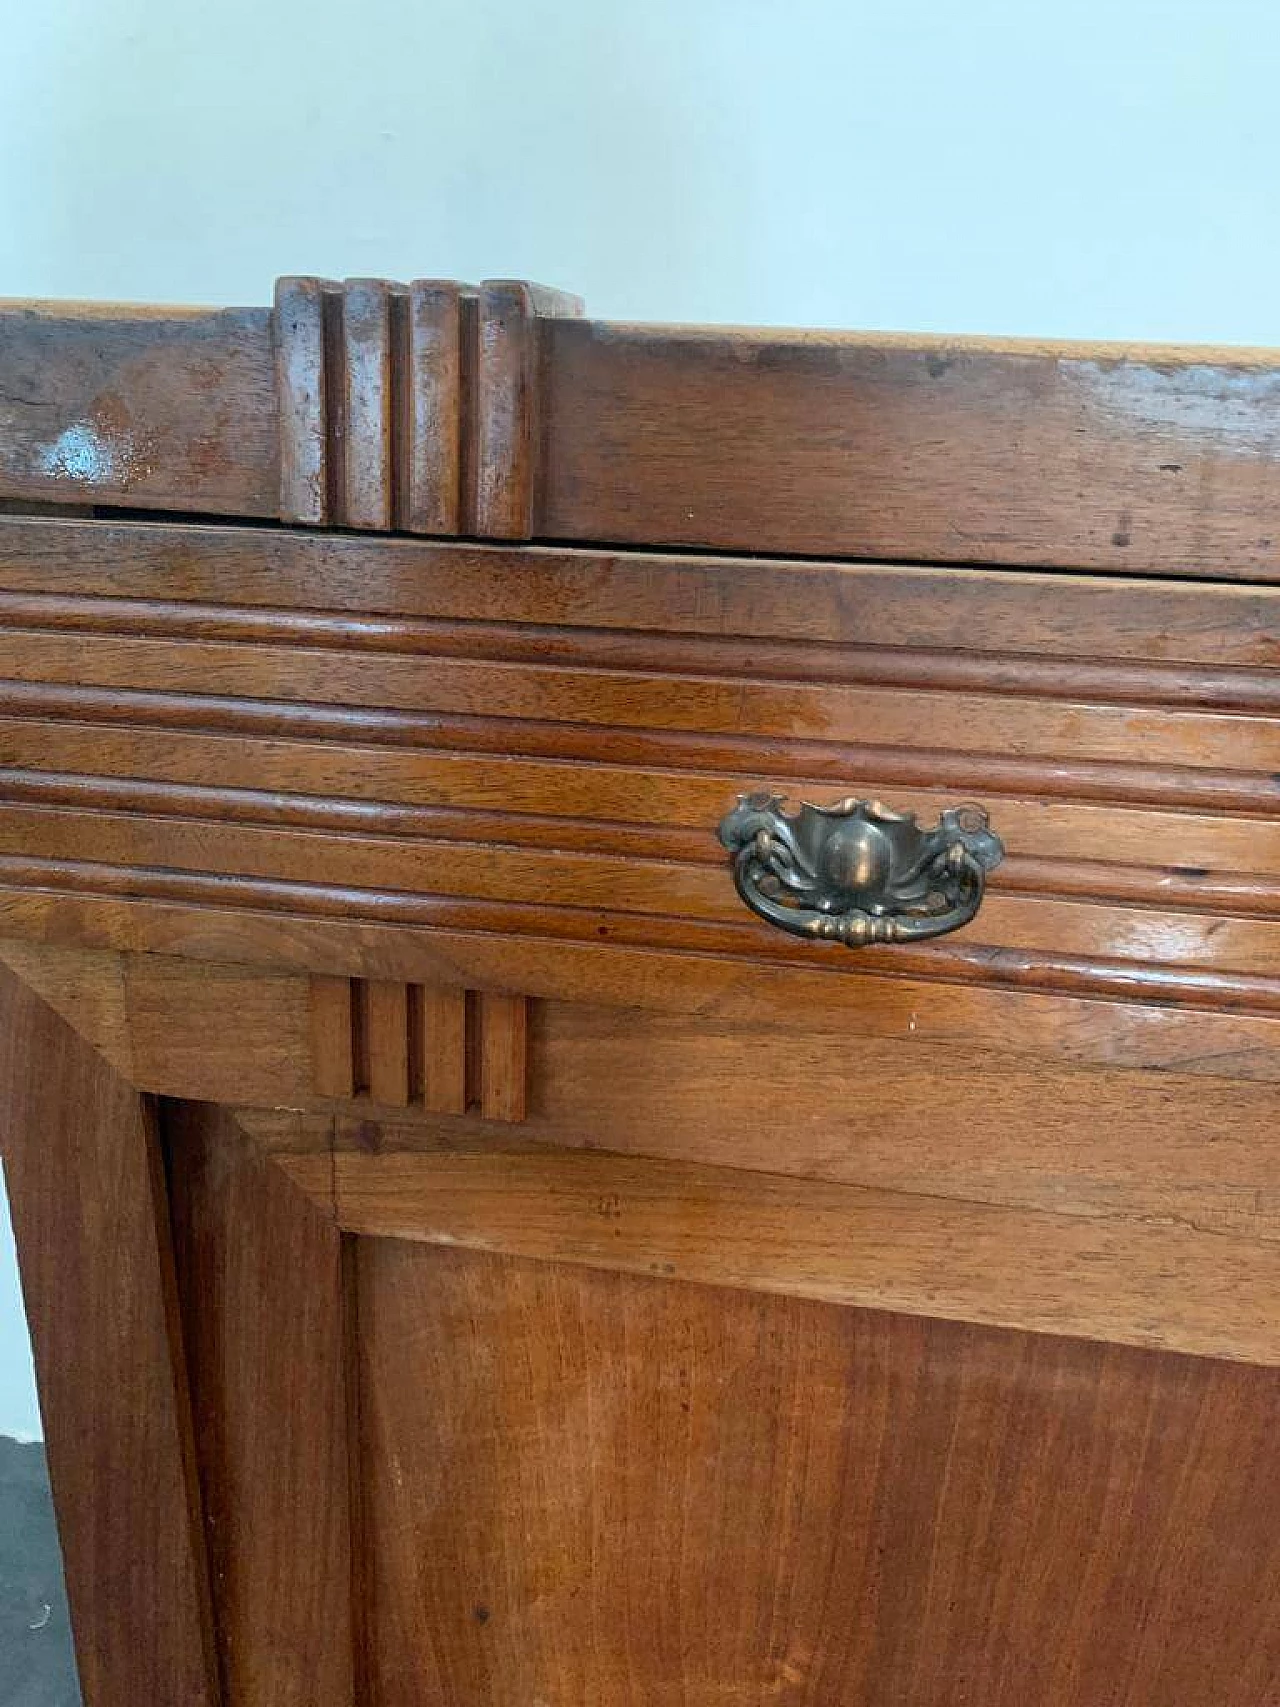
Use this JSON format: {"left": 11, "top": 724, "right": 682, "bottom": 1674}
{"left": 2, "top": 289, "right": 1278, "bottom": 367}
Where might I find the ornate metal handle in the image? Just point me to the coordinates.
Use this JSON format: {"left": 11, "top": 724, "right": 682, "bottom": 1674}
{"left": 717, "top": 794, "right": 1004, "bottom": 946}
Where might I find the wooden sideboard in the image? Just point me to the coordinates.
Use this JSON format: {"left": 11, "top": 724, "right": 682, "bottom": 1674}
{"left": 2, "top": 279, "right": 1279, "bottom": 1706}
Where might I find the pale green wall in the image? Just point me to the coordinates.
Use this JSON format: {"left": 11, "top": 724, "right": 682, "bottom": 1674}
{"left": 3, "top": 0, "right": 1278, "bottom": 337}
{"left": 1, "top": 0, "right": 1277, "bottom": 1435}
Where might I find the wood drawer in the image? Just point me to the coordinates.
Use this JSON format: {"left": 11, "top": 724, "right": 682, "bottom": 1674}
{"left": 0, "top": 513, "right": 1275, "bottom": 1051}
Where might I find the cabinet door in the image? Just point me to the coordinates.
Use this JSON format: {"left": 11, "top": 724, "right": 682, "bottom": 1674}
{"left": 6, "top": 979, "right": 1280, "bottom": 1707}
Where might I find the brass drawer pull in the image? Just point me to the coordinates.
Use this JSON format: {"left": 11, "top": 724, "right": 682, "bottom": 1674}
{"left": 717, "top": 795, "right": 1004, "bottom": 946}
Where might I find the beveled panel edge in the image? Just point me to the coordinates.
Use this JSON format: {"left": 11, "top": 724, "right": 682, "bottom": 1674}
{"left": 0, "top": 963, "right": 222, "bottom": 1705}
{"left": 264, "top": 1136, "right": 1280, "bottom": 1369}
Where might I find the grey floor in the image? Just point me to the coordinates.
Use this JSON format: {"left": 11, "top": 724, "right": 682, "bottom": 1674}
{"left": 0, "top": 1437, "right": 79, "bottom": 1707}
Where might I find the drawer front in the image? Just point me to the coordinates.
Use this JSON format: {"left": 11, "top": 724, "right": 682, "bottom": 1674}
{"left": 0, "top": 513, "right": 1277, "bottom": 1074}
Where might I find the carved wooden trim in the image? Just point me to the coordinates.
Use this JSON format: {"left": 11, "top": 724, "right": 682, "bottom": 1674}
{"left": 478, "top": 990, "right": 528, "bottom": 1122}
{"left": 11, "top": 288, "right": 1280, "bottom": 576}
{"left": 403, "top": 281, "right": 466, "bottom": 534}
{"left": 274, "top": 276, "right": 582, "bottom": 536}
{"left": 309, "top": 976, "right": 528, "bottom": 1119}
{"left": 366, "top": 978, "right": 411, "bottom": 1105}
{"left": 309, "top": 972, "right": 355, "bottom": 1098}
{"left": 473, "top": 281, "right": 578, "bottom": 537}
{"left": 421, "top": 984, "right": 467, "bottom": 1115}
{"left": 6, "top": 944, "right": 1280, "bottom": 1372}
{"left": 273, "top": 276, "right": 328, "bottom": 526}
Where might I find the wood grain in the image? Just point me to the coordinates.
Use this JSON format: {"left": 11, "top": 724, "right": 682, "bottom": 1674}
{"left": 2, "top": 704, "right": 1275, "bottom": 854}
{"left": 365, "top": 978, "right": 410, "bottom": 1106}
{"left": 3, "top": 938, "right": 1279, "bottom": 1246}
{"left": 270, "top": 276, "right": 580, "bottom": 535}
{"left": 541, "top": 318, "right": 1280, "bottom": 575}
{"left": 1, "top": 851, "right": 1278, "bottom": 1021}
{"left": 420, "top": 984, "right": 467, "bottom": 1114}
{"left": 273, "top": 277, "right": 328, "bottom": 525}
{"left": 338, "top": 280, "right": 395, "bottom": 531}
{"left": 303, "top": 975, "right": 527, "bottom": 1117}
{"left": 4, "top": 886, "right": 1280, "bottom": 1081}
{"left": 403, "top": 280, "right": 468, "bottom": 533}
{"left": 278, "top": 1140, "right": 1280, "bottom": 1366}
{"left": 255, "top": 996, "right": 1280, "bottom": 1246}
{"left": 528, "top": 1003, "right": 1280, "bottom": 1240}
{"left": 2, "top": 806, "right": 1278, "bottom": 976}
{"left": 3, "top": 515, "right": 1277, "bottom": 666}
{"left": 310, "top": 974, "right": 355, "bottom": 1098}
{"left": 0, "top": 299, "right": 275, "bottom": 515}
{"left": 355, "top": 1240, "right": 1280, "bottom": 1706}
{"left": 0, "top": 624, "right": 1270, "bottom": 769}
{"left": 10, "top": 298, "right": 1280, "bottom": 575}
{"left": 6, "top": 588, "right": 1278, "bottom": 710}
{"left": 478, "top": 991, "right": 527, "bottom": 1122}
{"left": 0, "top": 515, "right": 1273, "bottom": 1024}
{"left": 12, "top": 283, "right": 1280, "bottom": 1707}
{"left": 473, "top": 280, "right": 582, "bottom": 537}
{"left": 1, "top": 767, "right": 1277, "bottom": 914}
{"left": 0, "top": 963, "right": 219, "bottom": 1706}
{"left": 164, "top": 1100, "right": 355, "bottom": 1707}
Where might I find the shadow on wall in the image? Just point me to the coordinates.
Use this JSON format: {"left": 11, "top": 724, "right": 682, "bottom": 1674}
{"left": 0, "top": 1437, "right": 79, "bottom": 1707}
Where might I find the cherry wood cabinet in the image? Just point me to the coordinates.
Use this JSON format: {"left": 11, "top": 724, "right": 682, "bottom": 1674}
{"left": 2, "top": 277, "right": 1279, "bottom": 1705}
